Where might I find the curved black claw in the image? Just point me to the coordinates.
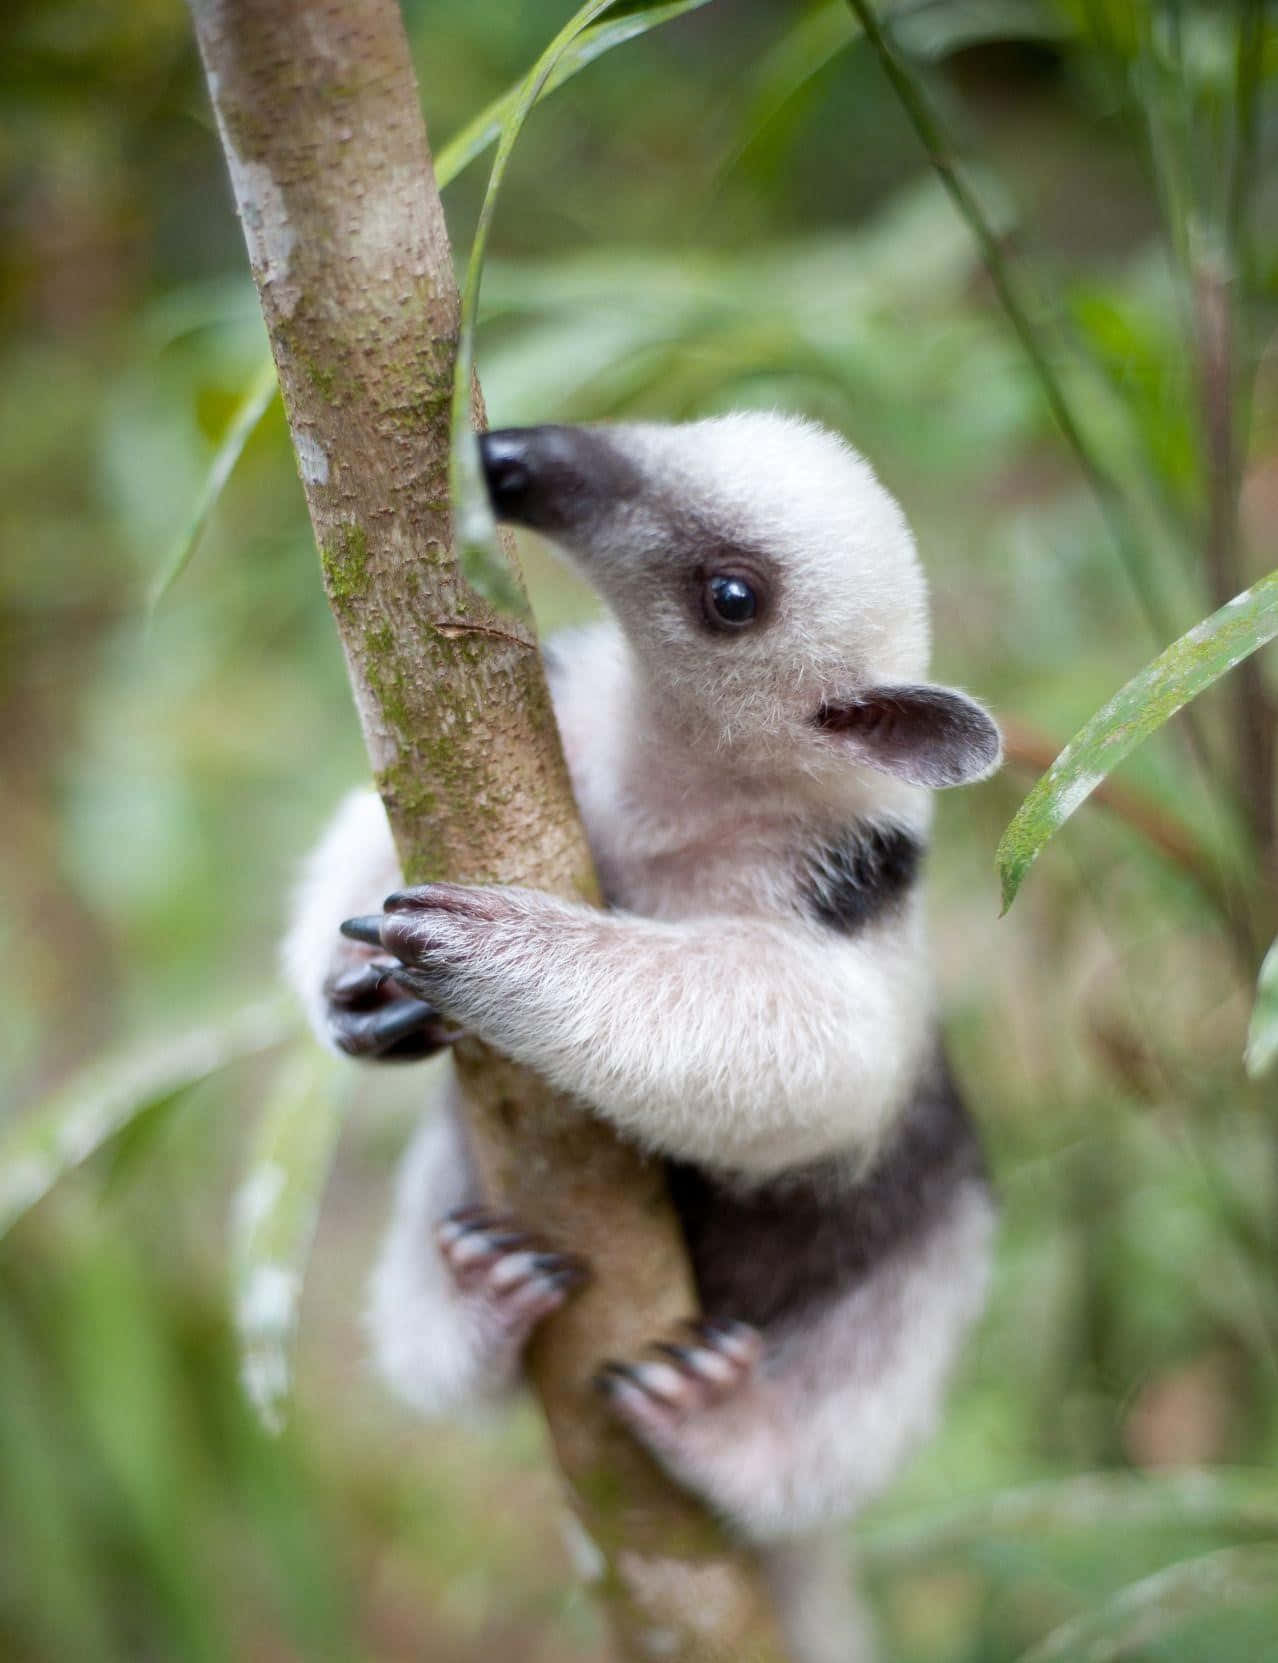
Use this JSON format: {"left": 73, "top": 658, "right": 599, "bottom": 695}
{"left": 324, "top": 951, "right": 459, "bottom": 1062}
{"left": 594, "top": 1360, "right": 647, "bottom": 1396}
{"left": 594, "top": 1318, "right": 763, "bottom": 1425}
{"left": 436, "top": 1208, "right": 590, "bottom": 1312}
{"left": 328, "top": 961, "right": 396, "bottom": 1006}
{"left": 330, "top": 999, "right": 458, "bottom": 1060}
{"left": 340, "top": 914, "right": 385, "bottom": 948}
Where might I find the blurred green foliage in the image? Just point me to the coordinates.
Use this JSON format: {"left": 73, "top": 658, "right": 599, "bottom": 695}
{"left": 3, "top": 0, "right": 1278, "bottom": 1659}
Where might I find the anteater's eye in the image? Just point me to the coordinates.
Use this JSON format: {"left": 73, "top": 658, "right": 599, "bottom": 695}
{"left": 704, "top": 573, "right": 758, "bottom": 629}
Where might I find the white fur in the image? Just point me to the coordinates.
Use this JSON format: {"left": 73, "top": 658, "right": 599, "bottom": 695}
{"left": 364, "top": 1095, "right": 524, "bottom": 1416}
{"left": 281, "top": 786, "right": 401, "bottom": 1047}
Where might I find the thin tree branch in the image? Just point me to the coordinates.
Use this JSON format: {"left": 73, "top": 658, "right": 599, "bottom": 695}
{"left": 186, "top": 1, "right": 788, "bottom": 1655}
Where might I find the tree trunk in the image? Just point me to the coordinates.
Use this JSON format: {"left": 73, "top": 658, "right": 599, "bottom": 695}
{"left": 187, "top": 1, "right": 789, "bottom": 1656}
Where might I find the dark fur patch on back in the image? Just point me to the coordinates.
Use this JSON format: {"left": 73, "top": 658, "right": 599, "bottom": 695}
{"left": 665, "top": 1050, "right": 985, "bottom": 1333}
{"left": 802, "top": 822, "right": 923, "bottom": 934}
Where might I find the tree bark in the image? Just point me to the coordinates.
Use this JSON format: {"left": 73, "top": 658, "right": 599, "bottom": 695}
{"left": 187, "top": 2, "right": 788, "bottom": 1657}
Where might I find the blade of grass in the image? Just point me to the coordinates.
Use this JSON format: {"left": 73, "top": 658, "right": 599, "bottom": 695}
{"left": 157, "top": 0, "right": 713, "bottom": 613}
{"left": 1224, "top": 0, "right": 1265, "bottom": 484}
{"left": 717, "top": 0, "right": 859, "bottom": 183}
{"left": 1015, "top": 1543, "right": 1278, "bottom": 1663}
{"left": 842, "top": 0, "right": 1183, "bottom": 656}
{"left": 999, "top": 714, "right": 1235, "bottom": 924}
{"left": 893, "top": 0, "right": 1071, "bottom": 58}
{"left": 860, "top": 1468, "right": 1278, "bottom": 1571}
{"left": 1245, "top": 935, "right": 1278, "bottom": 1079}
{"left": 438, "top": 0, "right": 714, "bottom": 186}
{"left": 231, "top": 1047, "right": 344, "bottom": 1432}
{"left": 0, "top": 1303, "right": 121, "bottom": 1660}
{"left": 848, "top": 0, "right": 1247, "bottom": 930}
{"left": 997, "top": 568, "right": 1278, "bottom": 911}
{"left": 451, "top": 0, "right": 642, "bottom": 612}
{"left": 0, "top": 999, "right": 290, "bottom": 1238}
{"left": 1137, "top": 0, "right": 1278, "bottom": 889}
{"left": 148, "top": 354, "right": 279, "bottom": 612}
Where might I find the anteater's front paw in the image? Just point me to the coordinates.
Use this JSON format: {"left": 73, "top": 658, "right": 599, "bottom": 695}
{"left": 324, "top": 955, "right": 460, "bottom": 1060}
{"left": 596, "top": 1319, "right": 763, "bottom": 1446}
{"left": 436, "top": 1207, "right": 589, "bottom": 1354}
{"left": 341, "top": 883, "right": 523, "bottom": 1012}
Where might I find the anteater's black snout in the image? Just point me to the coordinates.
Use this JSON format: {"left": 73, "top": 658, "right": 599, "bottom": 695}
{"left": 478, "top": 425, "right": 640, "bottom": 534}
{"left": 478, "top": 430, "right": 537, "bottom": 522}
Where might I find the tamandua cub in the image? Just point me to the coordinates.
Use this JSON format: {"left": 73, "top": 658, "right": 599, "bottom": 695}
{"left": 285, "top": 414, "right": 999, "bottom": 1620}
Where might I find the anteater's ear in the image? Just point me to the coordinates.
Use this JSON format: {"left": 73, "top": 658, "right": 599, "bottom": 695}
{"left": 815, "top": 684, "right": 1002, "bottom": 789}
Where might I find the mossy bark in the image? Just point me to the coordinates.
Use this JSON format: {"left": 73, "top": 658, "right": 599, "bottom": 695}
{"left": 188, "top": 1, "right": 788, "bottom": 1656}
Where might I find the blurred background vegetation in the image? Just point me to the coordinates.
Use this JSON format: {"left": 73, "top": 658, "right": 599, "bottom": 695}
{"left": 4, "top": 0, "right": 1278, "bottom": 1658}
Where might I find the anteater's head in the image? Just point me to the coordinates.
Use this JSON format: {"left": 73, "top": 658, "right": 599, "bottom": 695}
{"left": 481, "top": 413, "right": 1000, "bottom": 791}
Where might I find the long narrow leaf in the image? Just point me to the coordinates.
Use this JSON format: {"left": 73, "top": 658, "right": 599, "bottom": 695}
{"left": 450, "top": 0, "right": 634, "bottom": 613}
{"left": 998, "top": 569, "right": 1278, "bottom": 910}
{"left": 0, "top": 1000, "right": 290, "bottom": 1239}
{"left": 157, "top": 0, "right": 711, "bottom": 611}
{"left": 1245, "top": 935, "right": 1278, "bottom": 1078}
{"left": 231, "top": 1047, "right": 344, "bottom": 1432}
{"left": 843, "top": 0, "right": 1187, "bottom": 661}
{"left": 860, "top": 1468, "right": 1278, "bottom": 1571}
{"left": 718, "top": 0, "right": 858, "bottom": 180}
{"left": 1015, "top": 1543, "right": 1278, "bottom": 1663}
{"left": 436, "top": 0, "right": 713, "bottom": 187}
{"left": 148, "top": 354, "right": 279, "bottom": 612}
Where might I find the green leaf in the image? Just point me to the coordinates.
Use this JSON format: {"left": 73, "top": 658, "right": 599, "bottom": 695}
{"left": 450, "top": 0, "right": 624, "bottom": 613}
{"left": 894, "top": 0, "right": 1072, "bottom": 60}
{"left": 861, "top": 1468, "right": 1278, "bottom": 1571}
{"left": 434, "top": 0, "right": 714, "bottom": 188}
{"left": 997, "top": 569, "right": 1278, "bottom": 910}
{"left": 147, "top": 354, "right": 280, "bottom": 613}
{"left": 1245, "top": 936, "right": 1278, "bottom": 1079}
{"left": 0, "top": 1001, "right": 291, "bottom": 1239}
{"left": 718, "top": 0, "right": 858, "bottom": 180}
{"left": 157, "top": 0, "right": 713, "bottom": 611}
{"left": 451, "top": 0, "right": 719, "bottom": 612}
{"left": 1014, "top": 1543, "right": 1278, "bottom": 1663}
{"left": 231, "top": 1048, "right": 345, "bottom": 1433}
